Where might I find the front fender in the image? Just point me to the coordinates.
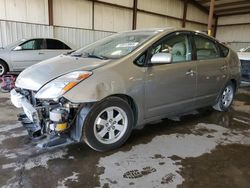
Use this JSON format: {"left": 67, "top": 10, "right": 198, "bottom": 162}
{"left": 63, "top": 60, "right": 145, "bottom": 102}
{"left": 64, "top": 68, "right": 127, "bottom": 103}
{"left": 0, "top": 53, "right": 13, "bottom": 71}
{"left": 63, "top": 61, "right": 146, "bottom": 126}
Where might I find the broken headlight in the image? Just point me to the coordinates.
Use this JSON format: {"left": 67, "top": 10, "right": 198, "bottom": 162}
{"left": 35, "top": 71, "right": 92, "bottom": 99}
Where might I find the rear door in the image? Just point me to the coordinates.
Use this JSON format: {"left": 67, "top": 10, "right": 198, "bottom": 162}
{"left": 43, "top": 39, "right": 72, "bottom": 59}
{"left": 145, "top": 32, "right": 197, "bottom": 118}
{"left": 192, "top": 33, "right": 228, "bottom": 105}
{"left": 10, "top": 39, "right": 46, "bottom": 70}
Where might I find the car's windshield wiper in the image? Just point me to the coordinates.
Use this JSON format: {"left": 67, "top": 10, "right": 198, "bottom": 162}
{"left": 71, "top": 52, "right": 108, "bottom": 60}
{"left": 87, "top": 53, "right": 108, "bottom": 60}
{"left": 71, "top": 52, "right": 83, "bottom": 57}
{"left": 63, "top": 50, "right": 76, "bottom": 55}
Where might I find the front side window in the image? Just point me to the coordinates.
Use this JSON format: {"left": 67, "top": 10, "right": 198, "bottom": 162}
{"left": 194, "top": 35, "right": 220, "bottom": 60}
{"left": 151, "top": 33, "right": 192, "bottom": 63}
{"left": 20, "top": 39, "right": 45, "bottom": 50}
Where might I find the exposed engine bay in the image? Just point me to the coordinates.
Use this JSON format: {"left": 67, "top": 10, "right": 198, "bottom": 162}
{"left": 11, "top": 88, "right": 91, "bottom": 148}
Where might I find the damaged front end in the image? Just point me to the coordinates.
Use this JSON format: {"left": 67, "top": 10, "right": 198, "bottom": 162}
{"left": 10, "top": 88, "right": 91, "bottom": 149}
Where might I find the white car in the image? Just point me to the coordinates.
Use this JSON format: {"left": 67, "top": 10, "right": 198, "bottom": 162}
{"left": 238, "top": 46, "right": 250, "bottom": 81}
{"left": 0, "top": 38, "right": 73, "bottom": 76}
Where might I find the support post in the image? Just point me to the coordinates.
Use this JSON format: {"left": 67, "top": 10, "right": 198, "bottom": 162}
{"left": 48, "top": 0, "right": 53, "bottom": 26}
{"left": 92, "top": 0, "right": 95, "bottom": 30}
{"left": 214, "top": 16, "right": 218, "bottom": 37}
{"left": 132, "top": 0, "right": 138, "bottom": 30}
{"left": 182, "top": 0, "right": 188, "bottom": 28}
{"left": 208, "top": 0, "right": 215, "bottom": 36}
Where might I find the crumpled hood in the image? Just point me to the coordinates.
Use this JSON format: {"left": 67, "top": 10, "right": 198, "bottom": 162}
{"left": 15, "top": 55, "right": 110, "bottom": 91}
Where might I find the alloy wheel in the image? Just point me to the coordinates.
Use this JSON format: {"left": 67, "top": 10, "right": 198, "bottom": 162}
{"left": 221, "top": 85, "right": 234, "bottom": 108}
{"left": 0, "top": 64, "right": 4, "bottom": 76}
{"left": 93, "top": 106, "right": 128, "bottom": 144}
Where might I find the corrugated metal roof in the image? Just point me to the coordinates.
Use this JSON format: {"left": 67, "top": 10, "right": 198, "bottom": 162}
{"left": 194, "top": 0, "right": 250, "bottom": 16}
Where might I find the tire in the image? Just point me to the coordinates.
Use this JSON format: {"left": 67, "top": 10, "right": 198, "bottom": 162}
{"left": 82, "top": 96, "right": 134, "bottom": 152}
{"left": 213, "top": 81, "right": 235, "bottom": 112}
{"left": 0, "top": 60, "right": 8, "bottom": 76}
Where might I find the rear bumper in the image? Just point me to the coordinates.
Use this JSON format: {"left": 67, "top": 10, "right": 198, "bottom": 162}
{"left": 240, "top": 59, "right": 250, "bottom": 80}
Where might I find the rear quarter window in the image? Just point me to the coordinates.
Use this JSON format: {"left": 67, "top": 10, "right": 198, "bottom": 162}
{"left": 46, "top": 39, "right": 71, "bottom": 50}
{"left": 219, "top": 44, "right": 229, "bottom": 57}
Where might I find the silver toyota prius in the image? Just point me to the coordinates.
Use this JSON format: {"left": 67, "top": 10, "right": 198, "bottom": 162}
{"left": 11, "top": 28, "right": 241, "bottom": 151}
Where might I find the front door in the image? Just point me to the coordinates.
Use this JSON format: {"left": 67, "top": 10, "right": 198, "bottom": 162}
{"left": 145, "top": 32, "right": 197, "bottom": 118}
{"left": 10, "top": 39, "right": 46, "bottom": 70}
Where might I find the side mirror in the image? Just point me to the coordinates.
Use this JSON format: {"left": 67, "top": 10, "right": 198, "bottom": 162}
{"left": 13, "top": 46, "right": 22, "bottom": 51}
{"left": 151, "top": 53, "right": 172, "bottom": 64}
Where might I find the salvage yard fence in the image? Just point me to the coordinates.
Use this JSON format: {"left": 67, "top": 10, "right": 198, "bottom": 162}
{"left": 0, "top": 20, "right": 114, "bottom": 49}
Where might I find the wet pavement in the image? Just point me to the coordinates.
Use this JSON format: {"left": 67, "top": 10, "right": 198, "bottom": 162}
{"left": 0, "top": 85, "right": 250, "bottom": 188}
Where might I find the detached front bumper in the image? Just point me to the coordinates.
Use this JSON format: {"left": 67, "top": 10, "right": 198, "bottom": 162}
{"left": 10, "top": 88, "right": 79, "bottom": 148}
{"left": 11, "top": 89, "right": 42, "bottom": 138}
{"left": 11, "top": 89, "right": 39, "bottom": 122}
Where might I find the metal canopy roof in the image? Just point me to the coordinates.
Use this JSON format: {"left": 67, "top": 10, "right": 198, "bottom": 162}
{"left": 194, "top": 0, "right": 250, "bottom": 17}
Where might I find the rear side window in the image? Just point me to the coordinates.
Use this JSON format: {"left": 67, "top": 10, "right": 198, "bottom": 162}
{"left": 193, "top": 35, "right": 220, "bottom": 60}
{"left": 46, "top": 39, "right": 71, "bottom": 50}
{"left": 219, "top": 44, "right": 229, "bottom": 57}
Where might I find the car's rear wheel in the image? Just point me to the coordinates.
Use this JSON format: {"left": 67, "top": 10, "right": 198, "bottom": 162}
{"left": 0, "top": 61, "right": 8, "bottom": 76}
{"left": 82, "top": 97, "right": 134, "bottom": 151}
{"left": 213, "top": 82, "right": 235, "bottom": 112}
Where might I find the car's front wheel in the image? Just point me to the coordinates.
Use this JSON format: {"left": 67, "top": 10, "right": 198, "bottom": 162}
{"left": 213, "top": 81, "right": 235, "bottom": 112}
{"left": 0, "top": 61, "right": 8, "bottom": 76}
{"left": 82, "top": 96, "right": 134, "bottom": 151}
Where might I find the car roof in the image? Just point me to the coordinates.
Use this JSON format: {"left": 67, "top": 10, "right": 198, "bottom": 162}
{"left": 21, "top": 38, "right": 64, "bottom": 41}
{"left": 119, "top": 28, "right": 211, "bottom": 38}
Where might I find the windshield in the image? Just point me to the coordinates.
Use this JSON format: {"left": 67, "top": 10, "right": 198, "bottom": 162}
{"left": 71, "top": 31, "right": 158, "bottom": 59}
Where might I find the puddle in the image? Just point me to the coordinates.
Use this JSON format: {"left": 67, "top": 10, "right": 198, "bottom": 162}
{"left": 57, "top": 172, "right": 80, "bottom": 188}
{"left": 179, "top": 144, "right": 250, "bottom": 188}
{"left": 97, "top": 123, "right": 250, "bottom": 188}
{"left": 232, "top": 101, "right": 250, "bottom": 114}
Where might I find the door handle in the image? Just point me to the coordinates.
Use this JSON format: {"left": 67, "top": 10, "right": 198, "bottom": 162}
{"left": 38, "top": 52, "right": 44, "bottom": 55}
{"left": 186, "top": 70, "right": 195, "bottom": 76}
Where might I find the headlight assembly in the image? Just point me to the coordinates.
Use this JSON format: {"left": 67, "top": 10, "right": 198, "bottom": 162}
{"left": 35, "top": 71, "right": 92, "bottom": 99}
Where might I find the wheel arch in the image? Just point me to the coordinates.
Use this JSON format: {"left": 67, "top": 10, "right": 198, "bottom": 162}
{"left": 229, "top": 78, "right": 237, "bottom": 92}
{"left": 105, "top": 94, "right": 138, "bottom": 127}
{"left": 73, "top": 94, "right": 139, "bottom": 143}
{"left": 0, "top": 58, "right": 10, "bottom": 72}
